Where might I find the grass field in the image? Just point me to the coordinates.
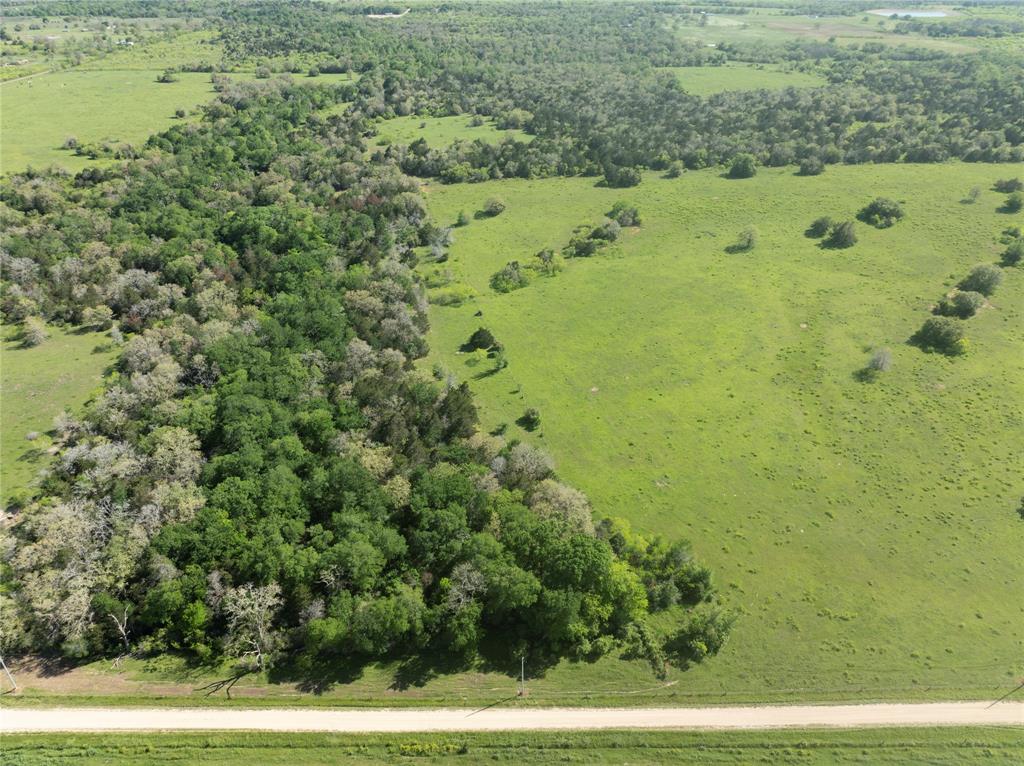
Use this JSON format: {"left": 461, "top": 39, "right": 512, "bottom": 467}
{"left": 370, "top": 114, "right": 531, "bottom": 151}
{"left": 418, "top": 163, "right": 1024, "bottom": 701}
{"left": 661, "top": 63, "right": 827, "bottom": 95}
{"left": 5, "top": 728, "right": 1023, "bottom": 765}
{"left": 0, "top": 70, "right": 232, "bottom": 172}
{"left": 670, "top": 10, "right": 977, "bottom": 53}
{"left": 0, "top": 324, "right": 116, "bottom": 507}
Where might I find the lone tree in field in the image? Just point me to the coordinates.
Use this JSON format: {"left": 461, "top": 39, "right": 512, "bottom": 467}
{"left": 727, "top": 225, "right": 758, "bottom": 253}
{"left": 958, "top": 264, "right": 1003, "bottom": 296}
{"left": 483, "top": 197, "right": 506, "bottom": 217}
{"left": 857, "top": 197, "right": 904, "bottom": 228}
{"left": 869, "top": 348, "right": 893, "bottom": 373}
{"left": 464, "top": 327, "right": 497, "bottom": 351}
{"left": 727, "top": 153, "right": 757, "bottom": 179}
{"left": 490, "top": 261, "right": 530, "bottom": 293}
{"left": 823, "top": 220, "right": 857, "bottom": 249}
{"left": 912, "top": 316, "right": 967, "bottom": 356}
{"left": 518, "top": 407, "right": 541, "bottom": 431}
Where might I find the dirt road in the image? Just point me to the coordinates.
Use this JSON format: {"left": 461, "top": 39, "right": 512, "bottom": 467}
{"left": 2, "top": 702, "right": 1022, "bottom": 732}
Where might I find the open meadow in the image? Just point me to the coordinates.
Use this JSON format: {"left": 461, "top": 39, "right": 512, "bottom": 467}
{"left": 419, "top": 163, "right": 1024, "bottom": 700}
{"left": 0, "top": 325, "right": 116, "bottom": 507}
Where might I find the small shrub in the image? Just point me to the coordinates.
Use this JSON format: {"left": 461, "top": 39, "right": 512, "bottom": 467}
{"left": 823, "top": 220, "right": 857, "bottom": 249}
{"left": 912, "top": 316, "right": 966, "bottom": 355}
{"left": 958, "top": 264, "right": 1003, "bottom": 296}
{"left": 254, "top": 65, "right": 272, "bottom": 79}
{"left": 993, "top": 178, "right": 1023, "bottom": 193}
{"left": 604, "top": 166, "right": 642, "bottom": 188}
{"left": 727, "top": 225, "right": 758, "bottom": 253}
{"left": 869, "top": 348, "right": 892, "bottom": 373}
{"left": 999, "top": 191, "right": 1023, "bottom": 213}
{"left": 482, "top": 197, "right": 505, "bottom": 217}
{"left": 963, "top": 186, "right": 981, "bottom": 204}
{"left": 589, "top": 220, "right": 621, "bottom": 242}
{"left": 464, "top": 327, "right": 497, "bottom": 352}
{"left": 21, "top": 316, "right": 48, "bottom": 347}
{"left": 156, "top": 68, "right": 178, "bottom": 83}
{"left": 727, "top": 153, "right": 757, "bottom": 179}
{"left": 307, "top": 67, "right": 320, "bottom": 78}
{"left": 798, "top": 157, "right": 824, "bottom": 176}
{"left": 857, "top": 197, "right": 904, "bottom": 228}
{"left": 806, "top": 216, "right": 833, "bottom": 238}
{"left": 61, "top": 135, "right": 78, "bottom": 150}
{"left": 665, "top": 160, "right": 685, "bottom": 179}
{"left": 455, "top": 210, "right": 470, "bottom": 227}
{"left": 1001, "top": 238, "right": 1023, "bottom": 267}
{"left": 174, "top": 108, "right": 187, "bottom": 119}
{"left": 607, "top": 201, "right": 640, "bottom": 227}
{"left": 934, "top": 291, "right": 985, "bottom": 319}
{"left": 518, "top": 407, "right": 541, "bottom": 431}
{"left": 490, "top": 261, "right": 531, "bottom": 293}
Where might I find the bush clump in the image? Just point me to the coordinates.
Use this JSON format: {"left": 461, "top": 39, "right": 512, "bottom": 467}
{"left": 806, "top": 216, "right": 833, "bottom": 238}
{"left": 823, "top": 220, "right": 857, "bottom": 249}
{"left": 935, "top": 291, "right": 985, "bottom": 319}
{"left": 798, "top": 157, "right": 824, "bottom": 176}
{"left": 958, "top": 264, "right": 1003, "bottom": 296}
{"left": 464, "top": 327, "right": 498, "bottom": 351}
{"left": 490, "top": 261, "right": 531, "bottom": 293}
{"left": 727, "top": 153, "right": 757, "bottom": 179}
{"left": 857, "top": 197, "right": 904, "bottom": 228}
{"left": 912, "top": 316, "right": 967, "bottom": 355}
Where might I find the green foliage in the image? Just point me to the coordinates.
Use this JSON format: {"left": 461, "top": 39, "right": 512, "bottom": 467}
{"left": 798, "top": 156, "right": 825, "bottom": 176}
{"left": 490, "top": 261, "right": 531, "bottom": 293}
{"left": 857, "top": 197, "right": 905, "bottom": 228}
{"left": 935, "top": 291, "right": 985, "bottom": 319}
{"left": 993, "top": 178, "right": 1023, "bottom": 193}
{"left": 912, "top": 316, "right": 967, "bottom": 355}
{"left": 727, "top": 153, "right": 757, "bottom": 179}
{"left": 604, "top": 166, "right": 642, "bottom": 188}
{"left": 465, "top": 327, "right": 497, "bottom": 352}
{"left": 999, "top": 191, "right": 1023, "bottom": 213}
{"left": 1002, "top": 238, "right": 1024, "bottom": 267}
{"left": 608, "top": 202, "right": 641, "bottom": 227}
{"left": 483, "top": 197, "right": 506, "bottom": 217}
{"left": 806, "top": 216, "right": 833, "bottom": 238}
{"left": 958, "top": 264, "right": 1003, "bottom": 296}
{"left": 823, "top": 220, "right": 857, "bottom": 248}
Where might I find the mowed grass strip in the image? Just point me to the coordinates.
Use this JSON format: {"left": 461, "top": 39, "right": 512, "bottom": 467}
{"left": 4, "top": 728, "right": 1023, "bottom": 765}
{"left": 1, "top": 325, "right": 116, "bottom": 506}
{"left": 420, "top": 163, "right": 1024, "bottom": 700}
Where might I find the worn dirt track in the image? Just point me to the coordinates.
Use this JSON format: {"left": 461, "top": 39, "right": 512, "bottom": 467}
{"left": 2, "top": 702, "right": 1022, "bottom": 732}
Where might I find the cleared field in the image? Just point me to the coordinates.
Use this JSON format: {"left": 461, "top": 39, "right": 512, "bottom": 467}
{"left": 0, "top": 325, "right": 116, "bottom": 507}
{"left": 661, "top": 63, "right": 827, "bottom": 95}
{"left": 5, "top": 728, "right": 1023, "bottom": 765}
{"left": 0, "top": 70, "right": 230, "bottom": 172}
{"left": 671, "top": 11, "right": 976, "bottom": 53}
{"left": 420, "top": 164, "right": 1024, "bottom": 700}
{"left": 371, "top": 114, "right": 531, "bottom": 150}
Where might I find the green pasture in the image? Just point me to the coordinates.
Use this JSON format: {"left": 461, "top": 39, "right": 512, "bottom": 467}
{"left": 75, "top": 30, "right": 224, "bottom": 71}
{"left": 370, "top": 114, "right": 531, "bottom": 151}
{"left": 420, "top": 164, "right": 1024, "bottom": 701}
{"left": 661, "top": 63, "right": 826, "bottom": 95}
{"left": 669, "top": 10, "right": 977, "bottom": 53}
{"left": 0, "top": 70, "right": 233, "bottom": 173}
{"left": 0, "top": 324, "right": 116, "bottom": 507}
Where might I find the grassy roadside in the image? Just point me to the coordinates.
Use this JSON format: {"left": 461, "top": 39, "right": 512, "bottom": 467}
{"left": 4, "top": 728, "right": 1023, "bottom": 765}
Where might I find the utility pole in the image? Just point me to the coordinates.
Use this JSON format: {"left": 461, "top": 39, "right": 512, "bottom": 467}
{"left": 0, "top": 653, "right": 17, "bottom": 693}
{"left": 518, "top": 655, "right": 526, "bottom": 697}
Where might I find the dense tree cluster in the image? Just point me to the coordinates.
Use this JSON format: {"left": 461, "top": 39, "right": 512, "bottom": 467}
{"left": 1, "top": 80, "right": 726, "bottom": 678}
